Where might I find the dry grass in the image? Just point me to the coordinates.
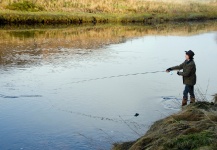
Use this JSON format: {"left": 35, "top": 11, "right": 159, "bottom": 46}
{"left": 0, "top": 0, "right": 217, "bottom": 14}
{"left": 0, "top": 0, "right": 216, "bottom": 24}
{"left": 214, "top": 94, "right": 217, "bottom": 103}
{"left": 113, "top": 101, "right": 217, "bottom": 150}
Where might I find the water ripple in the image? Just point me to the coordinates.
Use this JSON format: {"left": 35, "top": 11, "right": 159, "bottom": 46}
{"left": 0, "top": 94, "right": 42, "bottom": 99}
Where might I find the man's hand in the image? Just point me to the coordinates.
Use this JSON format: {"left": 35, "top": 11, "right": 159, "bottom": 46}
{"left": 166, "top": 68, "right": 172, "bottom": 72}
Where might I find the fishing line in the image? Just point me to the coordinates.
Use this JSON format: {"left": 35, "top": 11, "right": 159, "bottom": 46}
{"left": 48, "top": 70, "right": 167, "bottom": 134}
{"left": 119, "top": 115, "right": 142, "bottom": 136}
{"left": 49, "top": 70, "right": 167, "bottom": 125}
{"left": 48, "top": 98, "right": 147, "bottom": 127}
{"left": 70, "top": 70, "right": 165, "bottom": 84}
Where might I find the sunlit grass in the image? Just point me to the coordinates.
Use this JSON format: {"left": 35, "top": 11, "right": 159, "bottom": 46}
{"left": 0, "top": 0, "right": 216, "bottom": 14}
{"left": 0, "top": 0, "right": 216, "bottom": 24}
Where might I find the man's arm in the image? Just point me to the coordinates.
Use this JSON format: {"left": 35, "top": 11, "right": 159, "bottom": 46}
{"left": 178, "top": 65, "right": 193, "bottom": 77}
{"left": 167, "top": 62, "right": 185, "bottom": 71}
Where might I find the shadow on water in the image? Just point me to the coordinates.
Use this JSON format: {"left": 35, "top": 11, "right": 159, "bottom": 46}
{"left": 0, "top": 21, "right": 217, "bottom": 69}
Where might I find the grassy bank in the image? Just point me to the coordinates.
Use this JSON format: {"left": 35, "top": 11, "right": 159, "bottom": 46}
{"left": 0, "top": 0, "right": 217, "bottom": 24}
{"left": 113, "top": 101, "right": 217, "bottom": 150}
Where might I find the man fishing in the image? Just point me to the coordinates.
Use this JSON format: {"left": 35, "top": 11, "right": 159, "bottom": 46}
{"left": 166, "top": 50, "right": 196, "bottom": 106}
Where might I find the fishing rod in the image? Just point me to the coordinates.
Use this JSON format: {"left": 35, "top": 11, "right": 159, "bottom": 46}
{"left": 70, "top": 70, "right": 166, "bottom": 84}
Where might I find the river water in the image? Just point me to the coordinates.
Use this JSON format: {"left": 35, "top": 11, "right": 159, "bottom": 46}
{"left": 0, "top": 22, "right": 217, "bottom": 150}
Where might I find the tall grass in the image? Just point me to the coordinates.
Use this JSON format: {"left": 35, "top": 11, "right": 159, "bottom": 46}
{"left": 0, "top": 0, "right": 217, "bottom": 14}
{"left": 0, "top": 0, "right": 216, "bottom": 24}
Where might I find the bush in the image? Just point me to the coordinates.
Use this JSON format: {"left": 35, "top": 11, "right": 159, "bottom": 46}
{"left": 6, "top": 1, "right": 44, "bottom": 12}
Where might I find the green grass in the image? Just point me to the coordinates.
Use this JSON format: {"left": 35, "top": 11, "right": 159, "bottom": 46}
{"left": 164, "top": 131, "right": 215, "bottom": 150}
{"left": 0, "top": 11, "right": 109, "bottom": 24}
{"left": 0, "top": 0, "right": 217, "bottom": 24}
{"left": 113, "top": 101, "right": 217, "bottom": 150}
{"left": 0, "top": 10, "right": 217, "bottom": 25}
{"left": 6, "top": 1, "right": 44, "bottom": 12}
{"left": 0, "top": 0, "right": 216, "bottom": 25}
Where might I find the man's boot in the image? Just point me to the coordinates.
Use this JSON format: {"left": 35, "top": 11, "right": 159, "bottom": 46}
{"left": 190, "top": 97, "right": 195, "bottom": 103}
{"left": 182, "top": 98, "right": 187, "bottom": 106}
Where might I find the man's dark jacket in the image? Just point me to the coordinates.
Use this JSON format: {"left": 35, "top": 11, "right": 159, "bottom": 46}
{"left": 171, "top": 60, "right": 196, "bottom": 86}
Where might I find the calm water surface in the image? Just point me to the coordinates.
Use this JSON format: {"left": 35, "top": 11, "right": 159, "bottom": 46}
{"left": 0, "top": 22, "right": 217, "bottom": 150}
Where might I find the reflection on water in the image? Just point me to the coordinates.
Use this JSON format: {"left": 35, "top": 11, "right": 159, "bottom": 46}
{"left": 0, "top": 21, "right": 217, "bottom": 150}
{"left": 1, "top": 21, "right": 217, "bottom": 68}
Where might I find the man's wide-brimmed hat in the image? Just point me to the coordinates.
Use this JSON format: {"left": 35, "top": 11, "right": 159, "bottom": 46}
{"left": 185, "top": 50, "right": 195, "bottom": 58}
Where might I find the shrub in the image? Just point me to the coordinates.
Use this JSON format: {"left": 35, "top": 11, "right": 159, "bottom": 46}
{"left": 6, "top": 1, "right": 44, "bottom": 12}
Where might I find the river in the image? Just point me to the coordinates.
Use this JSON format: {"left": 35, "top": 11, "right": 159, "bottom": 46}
{"left": 0, "top": 22, "right": 217, "bottom": 150}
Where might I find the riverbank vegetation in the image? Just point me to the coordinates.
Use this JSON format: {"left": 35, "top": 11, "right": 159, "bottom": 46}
{"left": 0, "top": 0, "right": 217, "bottom": 24}
{"left": 113, "top": 101, "right": 217, "bottom": 150}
